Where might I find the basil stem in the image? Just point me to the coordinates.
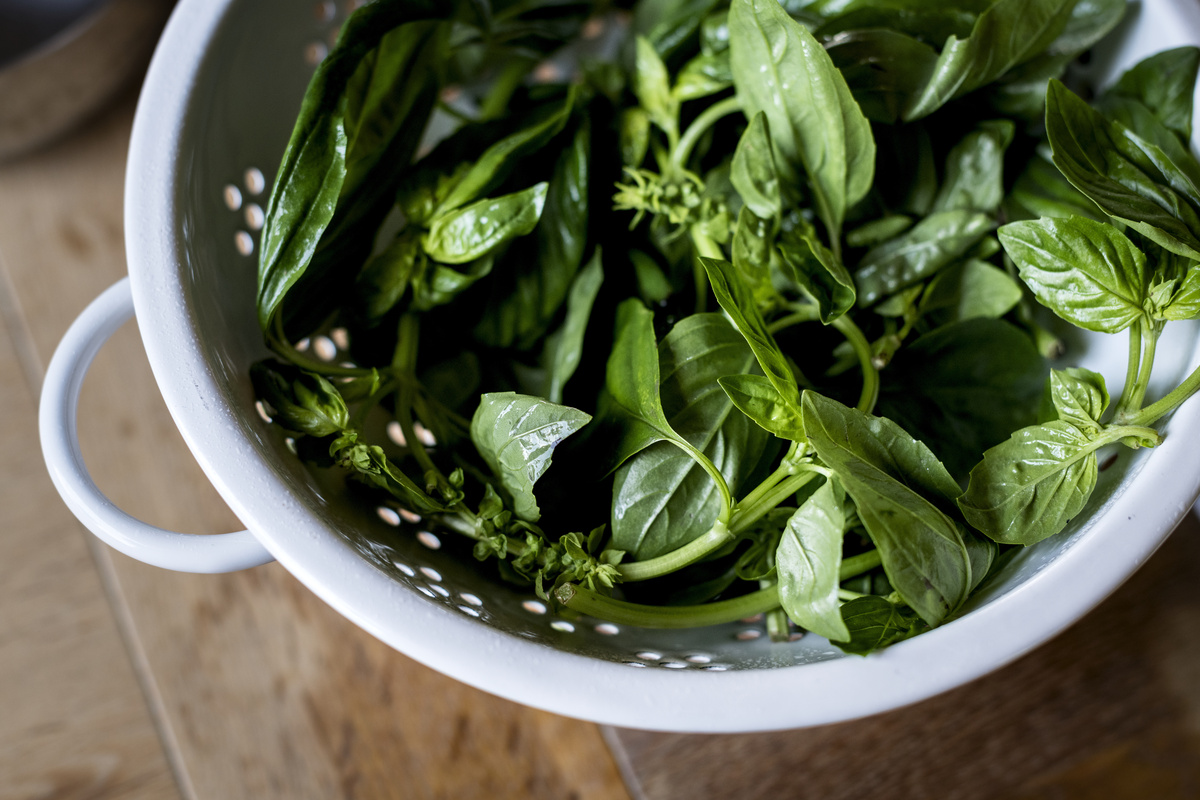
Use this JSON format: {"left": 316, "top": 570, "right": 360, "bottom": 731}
{"left": 617, "top": 522, "right": 733, "bottom": 582}
{"left": 672, "top": 95, "right": 742, "bottom": 171}
{"left": 555, "top": 582, "right": 781, "bottom": 628}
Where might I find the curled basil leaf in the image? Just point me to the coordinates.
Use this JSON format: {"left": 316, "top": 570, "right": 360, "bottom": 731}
{"left": 423, "top": 183, "right": 548, "bottom": 265}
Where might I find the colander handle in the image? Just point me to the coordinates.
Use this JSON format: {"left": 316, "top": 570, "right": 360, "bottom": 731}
{"left": 39, "top": 278, "right": 276, "bottom": 573}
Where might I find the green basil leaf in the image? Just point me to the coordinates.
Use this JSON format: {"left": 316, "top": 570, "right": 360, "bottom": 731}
{"left": 826, "top": 29, "right": 939, "bottom": 124}
{"left": 1006, "top": 146, "right": 1105, "bottom": 222}
{"left": 423, "top": 183, "right": 548, "bottom": 265}
{"left": 878, "top": 319, "right": 1047, "bottom": 481}
{"left": 777, "top": 227, "right": 856, "bottom": 323}
{"left": 776, "top": 477, "right": 850, "bottom": 642}
{"left": 612, "top": 314, "right": 774, "bottom": 558}
{"left": 921, "top": 259, "right": 1023, "bottom": 323}
{"left": 1104, "top": 46, "right": 1200, "bottom": 146}
{"left": 1161, "top": 263, "right": 1200, "bottom": 321}
{"left": 470, "top": 392, "right": 592, "bottom": 522}
{"left": 352, "top": 228, "right": 424, "bottom": 324}
{"left": 931, "top": 120, "right": 1015, "bottom": 214}
{"left": 257, "top": 6, "right": 448, "bottom": 330}
{"left": 731, "top": 112, "right": 781, "bottom": 221}
{"left": 410, "top": 255, "right": 494, "bottom": 312}
{"left": 701, "top": 257, "right": 801, "bottom": 409}
{"left": 718, "top": 373, "right": 806, "bottom": 441}
{"left": 631, "top": 250, "right": 674, "bottom": 304}
{"left": 802, "top": 391, "right": 972, "bottom": 627}
{"left": 1047, "top": 367, "right": 1108, "bottom": 433}
{"left": 731, "top": 208, "right": 779, "bottom": 306}
{"left": 957, "top": 420, "right": 1100, "bottom": 545}
{"left": 545, "top": 250, "right": 605, "bottom": 404}
{"left": 837, "top": 596, "right": 924, "bottom": 656}
{"left": 998, "top": 215, "right": 1149, "bottom": 334}
{"left": 635, "top": 0, "right": 725, "bottom": 61}
{"left": 475, "top": 120, "right": 590, "bottom": 349}
{"left": 855, "top": 210, "right": 994, "bottom": 307}
{"left": 434, "top": 89, "right": 575, "bottom": 217}
{"left": 1046, "top": 79, "right": 1200, "bottom": 261}
{"left": 634, "top": 36, "right": 675, "bottom": 133}
{"left": 729, "top": 0, "right": 874, "bottom": 242}
{"left": 604, "top": 299, "right": 681, "bottom": 468}
{"left": 673, "top": 51, "right": 733, "bottom": 102}
{"left": 250, "top": 360, "right": 349, "bottom": 437}
{"left": 903, "top": 0, "right": 1077, "bottom": 121}
{"left": 620, "top": 107, "right": 652, "bottom": 168}
{"left": 845, "top": 215, "right": 913, "bottom": 249}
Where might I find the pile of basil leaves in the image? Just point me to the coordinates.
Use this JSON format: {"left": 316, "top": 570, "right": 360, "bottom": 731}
{"left": 251, "top": 0, "right": 1200, "bottom": 655}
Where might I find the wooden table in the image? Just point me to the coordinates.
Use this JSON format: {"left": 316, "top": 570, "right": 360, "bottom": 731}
{"left": 3, "top": 63, "right": 1200, "bottom": 800}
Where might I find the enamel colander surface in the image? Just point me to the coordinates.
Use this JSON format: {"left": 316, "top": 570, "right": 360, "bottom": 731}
{"left": 114, "top": 0, "right": 1200, "bottom": 731}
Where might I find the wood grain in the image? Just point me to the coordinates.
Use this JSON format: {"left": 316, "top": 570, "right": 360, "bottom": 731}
{"left": 607, "top": 516, "right": 1200, "bottom": 800}
{"left": 0, "top": 89, "right": 630, "bottom": 800}
{"left": 0, "top": 239, "right": 177, "bottom": 797}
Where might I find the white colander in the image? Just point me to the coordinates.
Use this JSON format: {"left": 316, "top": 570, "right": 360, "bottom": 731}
{"left": 39, "top": 0, "right": 1200, "bottom": 732}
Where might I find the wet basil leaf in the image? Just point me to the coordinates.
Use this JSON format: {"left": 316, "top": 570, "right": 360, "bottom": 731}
{"left": 1006, "top": 146, "right": 1105, "bottom": 222}
{"left": 634, "top": 36, "right": 675, "bottom": 133}
{"left": 423, "top": 183, "right": 548, "bottom": 265}
{"left": 855, "top": 210, "right": 995, "bottom": 307}
{"left": 410, "top": 255, "right": 494, "bottom": 312}
{"left": 544, "top": 251, "right": 605, "bottom": 404}
{"left": 1104, "top": 46, "right": 1200, "bottom": 146}
{"left": 353, "top": 228, "right": 424, "bottom": 323}
{"left": 777, "top": 226, "right": 856, "bottom": 323}
{"left": 729, "top": 0, "right": 874, "bottom": 242}
{"left": 998, "top": 215, "right": 1149, "bottom": 333}
{"left": 470, "top": 392, "right": 592, "bottom": 522}
{"left": 612, "top": 314, "right": 773, "bottom": 558}
{"left": 1161, "top": 263, "right": 1200, "bottom": 321}
{"left": 674, "top": 51, "right": 733, "bottom": 101}
{"left": 776, "top": 477, "right": 850, "bottom": 642}
{"left": 846, "top": 215, "right": 913, "bottom": 249}
{"left": 1047, "top": 367, "right": 1108, "bottom": 434}
{"left": 921, "top": 259, "right": 1023, "bottom": 323}
{"left": 802, "top": 391, "right": 972, "bottom": 627}
{"left": 826, "top": 29, "right": 939, "bottom": 124}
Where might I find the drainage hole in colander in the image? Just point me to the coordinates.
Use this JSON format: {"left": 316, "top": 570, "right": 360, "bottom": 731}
{"left": 458, "top": 605, "right": 481, "bottom": 618}
{"left": 550, "top": 620, "right": 575, "bottom": 633}
{"left": 685, "top": 654, "right": 711, "bottom": 664}
{"left": 244, "top": 204, "right": 264, "bottom": 231}
{"left": 417, "top": 586, "right": 436, "bottom": 599}
{"left": 419, "top": 566, "right": 441, "bottom": 582}
{"left": 393, "top": 561, "right": 415, "bottom": 578}
{"left": 416, "top": 531, "right": 441, "bottom": 550}
{"left": 594, "top": 623, "right": 619, "bottom": 636}
{"left": 635, "top": 651, "right": 661, "bottom": 661}
{"left": 235, "top": 231, "right": 254, "bottom": 256}
{"left": 522, "top": 600, "right": 547, "bottom": 615}
{"left": 386, "top": 421, "right": 407, "bottom": 446}
{"left": 223, "top": 185, "right": 242, "bottom": 211}
{"left": 376, "top": 507, "right": 401, "bottom": 527}
{"left": 255, "top": 400, "right": 273, "bottom": 423}
{"left": 311, "top": 335, "right": 337, "bottom": 361}
{"left": 315, "top": 1, "right": 336, "bottom": 23}
{"left": 624, "top": 661, "right": 648, "bottom": 668}
{"left": 702, "top": 664, "right": 729, "bottom": 672}
{"left": 661, "top": 661, "right": 687, "bottom": 669}
{"left": 735, "top": 629, "right": 762, "bottom": 641}
{"left": 244, "top": 167, "right": 265, "bottom": 195}
{"left": 429, "top": 584, "right": 450, "bottom": 598}
{"left": 459, "top": 593, "right": 482, "bottom": 607}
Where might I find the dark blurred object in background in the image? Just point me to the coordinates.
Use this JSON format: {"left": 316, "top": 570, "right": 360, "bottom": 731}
{"left": 0, "top": 0, "right": 172, "bottom": 162}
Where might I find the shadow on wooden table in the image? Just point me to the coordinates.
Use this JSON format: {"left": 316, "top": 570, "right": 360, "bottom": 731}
{"left": 609, "top": 515, "right": 1200, "bottom": 800}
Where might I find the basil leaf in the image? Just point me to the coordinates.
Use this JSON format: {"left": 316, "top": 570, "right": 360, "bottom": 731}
{"left": 257, "top": 5, "right": 448, "bottom": 329}
{"left": 904, "top": 0, "right": 1077, "bottom": 121}
{"left": 1006, "top": 146, "right": 1105, "bottom": 222}
{"left": 544, "top": 251, "right": 605, "bottom": 404}
{"left": 802, "top": 391, "right": 972, "bottom": 627}
{"left": 1104, "top": 46, "right": 1200, "bottom": 146}
{"left": 634, "top": 36, "right": 675, "bottom": 133}
{"left": 250, "top": 360, "right": 349, "bottom": 437}
{"left": 931, "top": 120, "right": 1015, "bottom": 214}
{"left": 620, "top": 107, "right": 651, "bottom": 167}
{"left": 475, "top": 120, "right": 590, "bottom": 349}
{"left": 353, "top": 228, "right": 424, "bottom": 324}
{"left": 729, "top": 0, "right": 874, "bottom": 242}
{"left": 1047, "top": 367, "right": 1108, "bottom": 433}
{"left": 470, "top": 392, "right": 592, "bottom": 522}
{"left": 921, "top": 259, "right": 1023, "bottom": 323}
{"left": 423, "top": 183, "right": 548, "bottom": 265}
{"left": 701, "top": 257, "right": 801, "bottom": 409}
{"left": 731, "top": 208, "right": 778, "bottom": 305}
{"left": 826, "top": 29, "right": 939, "bottom": 124}
{"left": 731, "top": 112, "right": 781, "bottom": 221}
{"left": 674, "top": 51, "right": 733, "bottom": 102}
{"left": 777, "top": 226, "right": 856, "bottom": 324}
{"left": 855, "top": 210, "right": 995, "bottom": 307}
{"left": 612, "top": 314, "right": 773, "bottom": 559}
{"left": 410, "top": 256, "right": 494, "bottom": 312}
{"left": 631, "top": 250, "right": 673, "bottom": 304}
{"left": 998, "top": 216, "right": 1149, "bottom": 334}
{"left": 776, "top": 477, "right": 850, "bottom": 642}
{"left": 837, "top": 596, "right": 924, "bottom": 656}
{"left": 1161, "top": 263, "right": 1200, "bottom": 321}
{"left": 1046, "top": 79, "right": 1200, "bottom": 260}
{"left": 957, "top": 420, "right": 1100, "bottom": 545}
{"left": 635, "top": 0, "right": 724, "bottom": 60}
{"left": 878, "top": 319, "right": 1047, "bottom": 481}
{"left": 846, "top": 215, "right": 913, "bottom": 249}
{"left": 718, "top": 373, "right": 806, "bottom": 441}
{"left": 434, "top": 89, "right": 575, "bottom": 217}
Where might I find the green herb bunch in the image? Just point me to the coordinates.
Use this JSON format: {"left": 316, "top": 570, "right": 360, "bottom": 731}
{"left": 250, "top": 0, "right": 1200, "bottom": 655}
